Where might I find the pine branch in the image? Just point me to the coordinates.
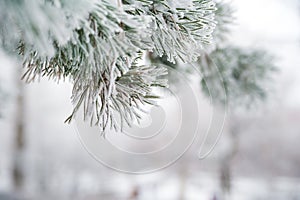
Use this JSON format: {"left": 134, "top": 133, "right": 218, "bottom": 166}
{"left": 65, "top": 55, "right": 168, "bottom": 133}
{"left": 199, "top": 46, "right": 277, "bottom": 106}
{"left": 123, "top": 0, "right": 217, "bottom": 63}
{"left": 213, "top": 1, "right": 236, "bottom": 45}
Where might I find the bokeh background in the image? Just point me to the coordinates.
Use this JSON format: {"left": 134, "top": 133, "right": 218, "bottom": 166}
{"left": 1, "top": 0, "right": 300, "bottom": 199}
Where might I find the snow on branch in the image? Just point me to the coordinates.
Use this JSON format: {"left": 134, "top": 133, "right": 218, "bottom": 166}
{"left": 0, "top": 0, "right": 218, "bottom": 132}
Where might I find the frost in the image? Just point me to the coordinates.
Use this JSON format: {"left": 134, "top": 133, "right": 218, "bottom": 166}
{"left": 168, "top": 0, "right": 194, "bottom": 10}
{"left": 0, "top": 0, "right": 217, "bottom": 131}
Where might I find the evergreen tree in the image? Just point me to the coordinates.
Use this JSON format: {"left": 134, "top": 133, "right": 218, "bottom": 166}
{"left": 0, "top": 0, "right": 276, "bottom": 133}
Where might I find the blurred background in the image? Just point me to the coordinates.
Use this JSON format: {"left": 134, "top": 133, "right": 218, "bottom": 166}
{"left": 1, "top": 0, "right": 300, "bottom": 199}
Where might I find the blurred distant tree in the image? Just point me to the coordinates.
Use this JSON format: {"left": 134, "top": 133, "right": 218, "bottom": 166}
{"left": 150, "top": 1, "right": 276, "bottom": 198}
{"left": 200, "top": 2, "right": 276, "bottom": 198}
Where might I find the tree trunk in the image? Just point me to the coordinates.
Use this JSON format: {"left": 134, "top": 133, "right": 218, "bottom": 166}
{"left": 12, "top": 68, "right": 26, "bottom": 191}
{"left": 219, "top": 115, "right": 239, "bottom": 199}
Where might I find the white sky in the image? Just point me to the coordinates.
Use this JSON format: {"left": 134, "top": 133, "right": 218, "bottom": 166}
{"left": 233, "top": 0, "right": 300, "bottom": 42}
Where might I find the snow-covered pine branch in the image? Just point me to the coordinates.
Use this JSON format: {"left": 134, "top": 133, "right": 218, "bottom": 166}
{"left": 0, "top": 0, "right": 217, "bottom": 132}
